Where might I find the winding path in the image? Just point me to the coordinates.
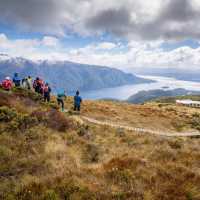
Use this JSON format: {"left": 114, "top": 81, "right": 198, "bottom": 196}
{"left": 81, "top": 116, "right": 200, "bottom": 138}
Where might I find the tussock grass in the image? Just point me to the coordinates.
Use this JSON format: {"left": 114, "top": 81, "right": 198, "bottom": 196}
{"left": 1, "top": 89, "right": 200, "bottom": 199}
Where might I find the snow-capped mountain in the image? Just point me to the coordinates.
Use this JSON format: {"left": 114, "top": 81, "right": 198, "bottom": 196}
{"left": 0, "top": 54, "right": 152, "bottom": 92}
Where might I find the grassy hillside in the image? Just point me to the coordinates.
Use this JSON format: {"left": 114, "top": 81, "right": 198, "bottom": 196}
{"left": 152, "top": 94, "right": 200, "bottom": 104}
{"left": 127, "top": 89, "right": 200, "bottom": 104}
{"left": 1, "top": 88, "right": 200, "bottom": 200}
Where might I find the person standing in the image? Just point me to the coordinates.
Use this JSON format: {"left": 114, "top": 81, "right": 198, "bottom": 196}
{"left": 1, "top": 77, "right": 13, "bottom": 91}
{"left": 43, "top": 83, "right": 51, "bottom": 102}
{"left": 33, "top": 77, "right": 40, "bottom": 93}
{"left": 74, "top": 90, "right": 82, "bottom": 112}
{"left": 33, "top": 77, "right": 44, "bottom": 94}
{"left": 22, "top": 76, "right": 32, "bottom": 90}
{"left": 12, "top": 73, "right": 21, "bottom": 87}
{"left": 57, "top": 90, "right": 66, "bottom": 112}
{"left": 26, "top": 76, "right": 32, "bottom": 90}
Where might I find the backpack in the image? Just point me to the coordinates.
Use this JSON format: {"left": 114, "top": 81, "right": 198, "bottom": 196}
{"left": 2, "top": 80, "right": 11, "bottom": 89}
{"left": 43, "top": 86, "right": 49, "bottom": 93}
{"left": 38, "top": 80, "right": 44, "bottom": 87}
{"left": 33, "top": 80, "right": 37, "bottom": 89}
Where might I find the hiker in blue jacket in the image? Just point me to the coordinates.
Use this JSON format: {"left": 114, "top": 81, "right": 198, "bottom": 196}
{"left": 57, "top": 90, "right": 66, "bottom": 112}
{"left": 12, "top": 73, "right": 21, "bottom": 87}
{"left": 74, "top": 90, "right": 82, "bottom": 111}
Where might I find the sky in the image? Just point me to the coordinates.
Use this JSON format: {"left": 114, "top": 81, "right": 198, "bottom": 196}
{"left": 0, "top": 0, "right": 200, "bottom": 70}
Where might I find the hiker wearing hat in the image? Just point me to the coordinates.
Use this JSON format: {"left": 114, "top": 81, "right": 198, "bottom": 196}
{"left": 74, "top": 90, "right": 82, "bottom": 111}
{"left": 1, "top": 77, "right": 13, "bottom": 91}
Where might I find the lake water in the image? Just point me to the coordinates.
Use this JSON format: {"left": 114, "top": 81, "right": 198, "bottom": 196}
{"left": 81, "top": 75, "right": 200, "bottom": 100}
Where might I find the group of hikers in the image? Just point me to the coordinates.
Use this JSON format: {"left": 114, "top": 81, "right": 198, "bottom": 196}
{"left": 0, "top": 73, "right": 82, "bottom": 112}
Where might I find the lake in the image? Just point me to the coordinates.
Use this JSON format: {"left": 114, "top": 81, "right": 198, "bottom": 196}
{"left": 81, "top": 75, "right": 200, "bottom": 100}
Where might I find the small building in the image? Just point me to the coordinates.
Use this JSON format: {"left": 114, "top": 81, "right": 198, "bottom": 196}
{"left": 176, "top": 99, "right": 200, "bottom": 108}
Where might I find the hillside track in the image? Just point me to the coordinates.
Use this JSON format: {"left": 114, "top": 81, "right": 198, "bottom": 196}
{"left": 82, "top": 116, "right": 200, "bottom": 138}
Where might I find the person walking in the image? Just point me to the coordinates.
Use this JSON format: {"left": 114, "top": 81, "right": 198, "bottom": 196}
{"left": 43, "top": 83, "right": 51, "bottom": 102}
{"left": 12, "top": 73, "right": 21, "bottom": 87}
{"left": 57, "top": 90, "right": 66, "bottom": 112}
{"left": 74, "top": 90, "right": 82, "bottom": 112}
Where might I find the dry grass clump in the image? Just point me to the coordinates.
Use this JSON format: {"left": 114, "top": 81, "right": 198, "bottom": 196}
{"left": 46, "top": 109, "right": 74, "bottom": 132}
{"left": 190, "top": 113, "right": 200, "bottom": 131}
{"left": 82, "top": 143, "right": 100, "bottom": 163}
{"left": 31, "top": 108, "right": 75, "bottom": 132}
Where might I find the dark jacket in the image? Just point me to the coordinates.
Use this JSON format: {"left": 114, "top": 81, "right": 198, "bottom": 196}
{"left": 74, "top": 95, "right": 82, "bottom": 106}
{"left": 43, "top": 86, "right": 51, "bottom": 95}
{"left": 13, "top": 75, "right": 21, "bottom": 87}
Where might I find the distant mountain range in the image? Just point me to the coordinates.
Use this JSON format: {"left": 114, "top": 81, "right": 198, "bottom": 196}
{"left": 129, "top": 67, "right": 200, "bottom": 82}
{"left": 0, "top": 54, "right": 152, "bottom": 92}
{"left": 127, "top": 88, "right": 200, "bottom": 104}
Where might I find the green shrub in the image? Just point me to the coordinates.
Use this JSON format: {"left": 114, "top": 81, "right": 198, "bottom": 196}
{"left": 77, "top": 125, "right": 89, "bottom": 137}
{"left": 0, "top": 145, "right": 13, "bottom": 162}
{"left": 0, "top": 106, "right": 17, "bottom": 122}
{"left": 55, "top": 179, "right": 95, "bottom": 200}
{"left": 168, "top": 139, "right": 182, "bottom": 149}
{"left": 171, "top": 120, "right": 185, "bottom": 132}
{"left": 12, "top": 87, "right": 43, "bottom": 102}
{"left": 190, "top": 115, "right": 200, "bottom": 131}
{"left": 49, "top": 102, "right": 59, "bottom": 110}
{"left": 8, "top": 114, "right": 38, "bottom": 132}
{"left": 42, "top": 190, "right": 60, "bottom": 200}
{"left": 116, "top": 128, "right": 125, "bottom": 137}
{"left": 112, "top": 192, "right": 131, "bottom": 200}
{"left": 106, "top": 169, "right": 133, "bottom": 186}
{"left": 82, "top": 144, "right": 100, "bottom": 163}
{"left": 16, "top": 181, "right": 45, "bottom": 200}
{"left": 31, "top": 110, "right": 48, "bottom": 122}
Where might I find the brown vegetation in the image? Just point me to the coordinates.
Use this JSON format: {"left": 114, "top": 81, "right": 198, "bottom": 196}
{"left": 1, "top": 88, "right": 200, "bottom": 199}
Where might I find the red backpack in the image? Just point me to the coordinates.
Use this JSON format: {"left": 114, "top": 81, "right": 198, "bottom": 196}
{"left": 38, "top": 79, "right": 44, "bottom": 87}
{"left": 43, "top": 86, "right": 49, "bottom": 93}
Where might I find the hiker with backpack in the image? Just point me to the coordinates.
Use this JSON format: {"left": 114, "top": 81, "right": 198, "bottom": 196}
{"left": 74, "top": 90, "right": 82, "bottom": 112}
{"left": 12, "top": 73, "right": 21, "bottom": 87}
{"left": 57, "top": 90, "right": 66, "bottom": 112}
{"left": 1, "top": 77, "right": 13, "bottom": 91}
{"left": 43, "top": 83, "right": 51, "bottom": 102}
{"left": 33, "top": 77, "right": 44, "bottom": 94}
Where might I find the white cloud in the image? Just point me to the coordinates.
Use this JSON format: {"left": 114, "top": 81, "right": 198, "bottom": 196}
{"left": 0, "top": 33, "right": 200, "bottom": 71}
{"left": 96, "top": 42, "right": 117, "bottom": 50}
{"left": 0, "top": 0, "right": 200, "bottom": 40}
{"left": 42, "top": 36, "right": 59, "bottom": 47}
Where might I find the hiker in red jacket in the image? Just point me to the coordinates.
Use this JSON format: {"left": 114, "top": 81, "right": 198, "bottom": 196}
{"left": 1, "top": 77, "right": 13, "bottom": 91}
